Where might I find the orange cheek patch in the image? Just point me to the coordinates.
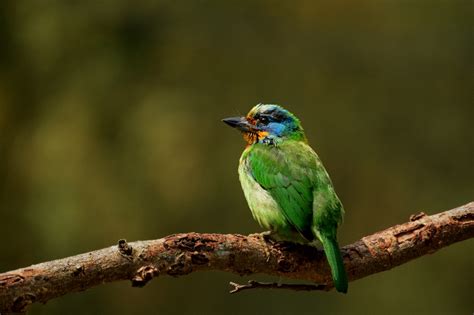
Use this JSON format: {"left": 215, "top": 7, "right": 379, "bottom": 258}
{"left": 258, "top": 131, "right": 269, "bottom": 140}
{"left": 242, "top": 132, "right": 257, "bottom": 145}
{"left": 242, "top": 131, "right": 269, "bottom": 145}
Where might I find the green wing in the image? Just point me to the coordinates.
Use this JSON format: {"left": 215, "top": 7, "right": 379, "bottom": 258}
{"left": 247, "top": 141, "right": 319, "bottom": 241}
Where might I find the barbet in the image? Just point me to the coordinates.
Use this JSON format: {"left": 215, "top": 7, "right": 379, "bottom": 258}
{"left": 223, "top": 104, "right": 348, "bottom": 293}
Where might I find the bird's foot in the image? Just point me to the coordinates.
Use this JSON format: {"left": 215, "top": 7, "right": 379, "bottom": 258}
{"left": 261, "top": 231, "right": 277, "bottom": 243}
{"left": 249, "top": 231, "right": 275, "bottom": 261}
{"left": 249, "top": 231, "right": 276, "bottom": 243}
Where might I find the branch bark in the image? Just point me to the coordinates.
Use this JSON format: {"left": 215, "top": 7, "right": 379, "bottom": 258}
{"left": 1, "top": 202, "right": 473, "bottom": 313}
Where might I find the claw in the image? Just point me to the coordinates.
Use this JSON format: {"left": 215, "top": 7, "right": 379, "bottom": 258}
{"left": 250, "top": 231, "right": 275, "bottom": 261}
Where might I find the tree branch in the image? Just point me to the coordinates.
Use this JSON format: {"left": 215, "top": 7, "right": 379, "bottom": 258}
{"left": 1, "top": 202, "right": 473, "bottom": 313}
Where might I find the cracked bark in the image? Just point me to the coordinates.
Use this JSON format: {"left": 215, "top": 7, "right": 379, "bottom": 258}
{"left": 0, "top": 202, "right": 473, "bottom": 313}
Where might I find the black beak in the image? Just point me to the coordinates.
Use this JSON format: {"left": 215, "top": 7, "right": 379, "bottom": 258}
{"left": 222, "top": 116, "right": 254, "bottom": 132}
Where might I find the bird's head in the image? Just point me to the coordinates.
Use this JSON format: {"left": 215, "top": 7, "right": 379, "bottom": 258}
{"left": 222, "top": 104, "right": 306, "bottom": 145}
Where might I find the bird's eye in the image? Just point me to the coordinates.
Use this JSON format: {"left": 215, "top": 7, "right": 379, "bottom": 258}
{"left": 259, "top": 116, "right": 269, "bottom": 124}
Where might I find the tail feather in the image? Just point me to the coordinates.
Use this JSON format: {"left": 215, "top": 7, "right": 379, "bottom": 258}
{"left": 319, "top": 234, "right": 348, "bottom": 293}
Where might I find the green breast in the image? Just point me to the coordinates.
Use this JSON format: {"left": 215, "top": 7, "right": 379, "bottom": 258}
{"left": 238, "top": 144, "right": 310, "bottom": 243}
{"left": 238, "top": 151, "right": 287, "bottom": 231}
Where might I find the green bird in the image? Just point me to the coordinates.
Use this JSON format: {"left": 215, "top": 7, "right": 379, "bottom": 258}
{"left": 223, "top": 104, "right": 348, "bottom": 293}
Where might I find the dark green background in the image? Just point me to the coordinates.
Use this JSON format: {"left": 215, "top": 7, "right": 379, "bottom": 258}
{"left": 1, "top": 1, "right": 472, "bottom": 314}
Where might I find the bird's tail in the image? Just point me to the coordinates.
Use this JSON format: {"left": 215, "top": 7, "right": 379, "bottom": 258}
{"left": 319, "top": 234, "right": 348, "bottom": 293}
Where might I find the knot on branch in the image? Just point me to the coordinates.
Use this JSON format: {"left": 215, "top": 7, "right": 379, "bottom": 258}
{"left": 118, "top": 239, "right": 133, "bottom": 258}
{"left": 410, "top": 212, "right": 427, "bottom": 221}
{"left": 131, "top": 266, "right": 159, "bottom": 287}
{"left": 72, "top": 265, "right": 85, "bottom": 277}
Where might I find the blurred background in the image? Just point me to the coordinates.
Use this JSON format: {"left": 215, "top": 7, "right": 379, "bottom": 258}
{"left": 0, "top": 1, "right": 472, "bottom": 314}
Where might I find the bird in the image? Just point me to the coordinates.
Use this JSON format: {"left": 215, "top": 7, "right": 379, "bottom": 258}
{"left": 222, "top": 104, "right": 348, "bottom": 293}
